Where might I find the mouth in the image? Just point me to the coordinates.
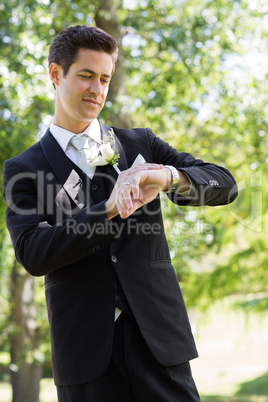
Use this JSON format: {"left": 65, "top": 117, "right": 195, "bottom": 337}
{"left": 83, "top": 98, "right": 101, "bottom": 107}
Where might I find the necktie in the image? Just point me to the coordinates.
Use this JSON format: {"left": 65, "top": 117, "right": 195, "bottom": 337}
{"left": 70, "top": 136, "right": 97, "bottom": 177}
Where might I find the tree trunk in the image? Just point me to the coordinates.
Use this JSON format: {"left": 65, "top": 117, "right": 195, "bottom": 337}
{"left": 11, "top": 363, "right": 42, "bottom": 402}
{"left": 95, "top": 0, "right": 133, "bottom": 128}
{"left": 10, "top": 260, "right": 42, "bottom": 402}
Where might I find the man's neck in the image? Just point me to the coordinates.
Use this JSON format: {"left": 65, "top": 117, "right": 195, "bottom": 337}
{"left": 53, "top": 117, "right": 94, "bottom": 135}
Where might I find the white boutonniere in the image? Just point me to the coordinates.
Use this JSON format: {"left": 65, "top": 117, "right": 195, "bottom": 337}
{"left": 90, "top": 128, "right": 120, "bottom": 173}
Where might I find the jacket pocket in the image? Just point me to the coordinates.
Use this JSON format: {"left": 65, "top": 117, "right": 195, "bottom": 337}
{"left": 149, "top": 260, "right": 172, "bottom": 269}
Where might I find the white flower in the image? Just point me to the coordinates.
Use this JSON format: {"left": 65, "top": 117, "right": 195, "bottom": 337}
{"left": 89, "top": 128, "right": 120, "bottom": 171}
{"left": 90, "top": 143, "right": 116, "bottom": 167}
{"left": 100, "top": 143, "right": 115, "bottom": 160}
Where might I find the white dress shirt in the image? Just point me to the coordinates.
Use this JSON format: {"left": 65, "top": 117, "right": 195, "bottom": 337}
{"left": 50, "top": 119, "right": 102, "bottom": 179}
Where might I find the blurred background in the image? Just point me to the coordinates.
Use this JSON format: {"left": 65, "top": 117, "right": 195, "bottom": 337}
{"left": 0, "top": 0, "right": 267, "bottom": 401}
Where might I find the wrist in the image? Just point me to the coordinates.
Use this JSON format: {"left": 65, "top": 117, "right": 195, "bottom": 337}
{"left": 105, "top": 199, "right": 118, "bottom": 220}
{"left": 163, "top": 165, "right": 180, "bottom": 193}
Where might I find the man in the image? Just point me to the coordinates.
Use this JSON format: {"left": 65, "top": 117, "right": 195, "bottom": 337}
{"left": 3, "top": 25, "right": 238, "bottom": 401}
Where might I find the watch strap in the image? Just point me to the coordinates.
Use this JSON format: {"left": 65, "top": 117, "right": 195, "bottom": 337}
{"left": 164, "top": 165, "right": 180, "bottom": 193}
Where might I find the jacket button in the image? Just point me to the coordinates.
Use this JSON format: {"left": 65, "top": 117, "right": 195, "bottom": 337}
{"left": 84, "top": 245, "right": 100, "bottom": 255}
{"left": 111, "top": 255, "right": 118, "bottom": 263}
{"left": 115, "top": 295, "right": 121, "bottom": 302}
{"left": 209, "top": 179, "right": 219, "bottom": 187}
{"left": 91, "top": 184, "right": 98, "bottom": 191}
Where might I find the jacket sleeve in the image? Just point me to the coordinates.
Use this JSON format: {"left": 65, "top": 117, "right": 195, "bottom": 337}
{"left": 3, "top": 158, "right": 119, "bottom": 277}
{"left": 146, "top": 128, "right": 238, "bottom": 206}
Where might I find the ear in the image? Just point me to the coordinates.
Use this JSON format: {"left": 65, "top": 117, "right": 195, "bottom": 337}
{"left": 49, "top": 63, "right": 61, "bottom": 87}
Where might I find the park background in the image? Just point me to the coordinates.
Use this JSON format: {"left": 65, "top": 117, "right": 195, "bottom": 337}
{"left": 0, "top": 0, "right": 268, "bottom": 401}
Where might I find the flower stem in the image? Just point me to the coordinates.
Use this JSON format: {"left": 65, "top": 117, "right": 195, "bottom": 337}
{"left": 113, "top": 163, "right": 121, "bottom": 174}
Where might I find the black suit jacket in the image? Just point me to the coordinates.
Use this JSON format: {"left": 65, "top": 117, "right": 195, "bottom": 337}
{"left": 3, "top": 122, "right": 238, "bottom": 385}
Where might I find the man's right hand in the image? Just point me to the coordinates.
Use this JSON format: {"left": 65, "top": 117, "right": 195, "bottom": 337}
{"left": 105, "top": 163, "right": 166, "bottom": 220}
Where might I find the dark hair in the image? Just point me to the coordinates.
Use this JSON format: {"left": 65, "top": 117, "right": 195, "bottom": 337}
{"left": 48, "top": 25, "right": 118, "bottom": 76}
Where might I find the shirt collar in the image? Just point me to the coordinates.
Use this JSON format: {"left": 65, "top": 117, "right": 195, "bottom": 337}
{"left": 83, "top": 119, "right": 102, "bottom": 144}
{"left": 50, "top": 119, "right": 102, "bottom": 152}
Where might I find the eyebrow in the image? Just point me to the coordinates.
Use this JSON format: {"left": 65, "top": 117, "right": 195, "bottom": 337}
{"left": 77, "top": 69, "right": 111, "bottom": 79}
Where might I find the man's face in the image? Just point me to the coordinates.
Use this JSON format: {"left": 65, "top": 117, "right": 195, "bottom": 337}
{"left": 50, "top": 48, "right": 113, "bottom": 133}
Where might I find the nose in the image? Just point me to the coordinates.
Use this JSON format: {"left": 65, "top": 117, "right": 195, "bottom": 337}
{"left": 89, "top": 78, "right": 103, "bottom": 96}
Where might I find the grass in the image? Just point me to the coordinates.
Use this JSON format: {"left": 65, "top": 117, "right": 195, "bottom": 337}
{"left": 201, "top": 397, "right": 268, "bottom": 402}
{"left": 199, "top": 372, "right": 268, "bottom": 402}
{"left": 236, "top": 372, "right": 268, "bottom": 396}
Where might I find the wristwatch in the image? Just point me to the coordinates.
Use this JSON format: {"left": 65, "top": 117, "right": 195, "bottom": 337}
{"left": 164, "top": 165, "right": 180, "bottom": 193}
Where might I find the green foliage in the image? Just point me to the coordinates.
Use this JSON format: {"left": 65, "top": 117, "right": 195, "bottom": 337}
{"left": 123, "top": 0, "right": 268, "bottom": 312}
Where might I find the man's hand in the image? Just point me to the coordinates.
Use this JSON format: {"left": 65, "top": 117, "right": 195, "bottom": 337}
{"left": 105, "top": 163, "right": 171, "bottom": 219}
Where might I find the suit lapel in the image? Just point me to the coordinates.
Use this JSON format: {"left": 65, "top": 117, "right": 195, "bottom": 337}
{"left": 40, "top": 129, "right": 91, "bottom": 210}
